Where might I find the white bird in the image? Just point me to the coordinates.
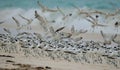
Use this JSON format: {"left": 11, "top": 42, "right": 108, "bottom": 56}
{"left": 33, "top": 32, "right": 43, "bottom": 40}
{"left": 71, "top": 25, "right": 87, "bottom": 36}
{"left": 49, "top": 26, "right": 56, "bottom": 36}
{"left": 57, "top": 6, "right": 65, "bottom": 16}
{"left": 3, "top": 28, "right": 11, "bottom": 34}
{"left": 12, "top": 17, "right": 22, "bottom": 30}
{"left": 105, "top": 9, "right": 120, "bottom": 18}
{"left": 17, "top": 32, "right": 31, "bottom": 36}
{"left": 19, "top": 14, "right": 33, "bottom": 30}
{"left": 48, "top": 26, "right": 66, "bottom": 40}
{"left": 19, "top": 14, "right": 33, "bottom": 25}
{"left": 57, "top": 6, "right": 72, "bottom": 20}
{"left": 35, "top": 10, "right": 48, "bottom": 31}
{"left": 100, "top": 30, "right": 117, "bottom": 45}
{"left": 35, "top": 10, "right": 48, "bottom": 24}
{"left": 85, "top": 14, "right": 107, "bottom": 32}
{"left": 112, "top": 34, "right": 120, "bottom": 45}
{"left": 37, "top": 1, "right": 58, "bottom": 12}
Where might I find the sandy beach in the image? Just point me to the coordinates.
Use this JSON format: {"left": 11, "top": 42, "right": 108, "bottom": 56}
{"left": 0, "top": 51, "right": 120, "bottom": 70}
{"left": 0, "top": 0, "right": 120, "bottom": 70}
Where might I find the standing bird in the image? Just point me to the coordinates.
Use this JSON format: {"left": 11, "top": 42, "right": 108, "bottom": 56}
{"left": 37, "top": 1, "right": 58, "bottom": 12}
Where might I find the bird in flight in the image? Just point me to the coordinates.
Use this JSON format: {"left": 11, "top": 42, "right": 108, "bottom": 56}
{"left": 37, "top": 1, "right": 58, "bottom": 12}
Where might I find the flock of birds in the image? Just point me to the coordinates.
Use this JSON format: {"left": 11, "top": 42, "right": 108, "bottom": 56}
{"left": 0, "top": 1, "right": 120, "bottom": 68}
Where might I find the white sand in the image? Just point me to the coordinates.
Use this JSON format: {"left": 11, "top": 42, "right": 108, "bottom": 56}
{"left": 0, "top": 52, "right": 120, "bottom": 70}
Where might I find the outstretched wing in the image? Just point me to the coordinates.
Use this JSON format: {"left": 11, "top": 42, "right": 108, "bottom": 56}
{"left": 3, "top": 28, "right": 11, "bottom": 34}
{"left": 12, "top": 17, "right": 20, "bottom": 27}
{"left": 71, "top": 4, "right": 81, "bottom": 11}
{"left": 19, "top": 14, "right": 33, "bottom": 24}
{"left": 92, "top": 10, "right": 106, "bottom": 15}
{"left": 19, "top": 14, "right": 29, "bottom": 22}
{"left": 87, "top": 14, "right": 97, "bottom": 23}
{"left": 46, "top": 8, "right": 58, "bottom": 12}
{"left": 34, "top": 32, "right": 43, "bottom": 39}
{"left": 112, "top": 34, "right": 120, "bottom": 44}
{"left": 55, "top": 26, "right": 65, "bottom": 32}
{"left": 79, "top": 29, "right": 88, "bottom": 34}
{"left": 37, "top": 1, "right": 58, "bottom": 12}
{"left": 112, "top": 34, "right": 117, "bottom": 40}
{"left": 100, "top": 30, "right": 107, "bottom": 41}
{"left": 35, "top": 10, "right": 47, "bottom": 24}
{"left": 97, "top": 24, "right": 107, "bottom": 27}
{"left": 86, "top": 18, "right": 95, "bottom": 24}
{"left": 57, "top": 6, "right": 65, "bottom": 16}
{"left": 37, "top": 1, "right": 46, "bottom": 10}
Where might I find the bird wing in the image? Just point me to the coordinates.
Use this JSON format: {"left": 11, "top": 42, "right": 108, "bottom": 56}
{"left": 35, "top": 11, "right": 47, "bottom": 24}
{"left": 112, "top": 39, "right": 120, "bottom": 44}
{"left": 86, "top": 18, "right": 95, "bottom": 24}
{"left": 19, "top": 14, "right": 33, "bottom": 24}
{"left": 97, "top": 24, "right": 107, "bottom": 27}
{"left": 12, "top": 17, "right": 20, "bottom": 27}
{"left": 110, "top": 34, "right": 117, "bottom": 41}
{"left": 87, "top": 14, "right": 97, "bottom": 23}
{"left": 19, "top": 14, "right": 29, "bottom": 22}
{"left": 34, "top": 32, "right": 43, "bottom": 39}
{"left": 92, "top": 10, "right": 106, "bottom": 15}
{"left": 55, "top": 26, "right": 65, "bottom": 32}
{"left": 57, "top": 6, "right": 65, "bottom": 16}
{"left": 49, "top": 26, "right": 56, "bottom": 36}
{"left": 71, "top": 25, "right": 75, "bottom": 34}
{"left": 60, "top": 32, "right": 72, "bottom": 38}
{"left": 37, "top": 1, "right": 46, "bottom": 10}
{"left": 78, "top": 29, "right": 88, "bottom": 34}
{"left": 100, "top": 30, "right": 106, "bottom": 41}
{"left": 3, "top": 28, "right": 11, "bottom": 34}
{"left": 37, "top": 1, "right": 58, "bottom": 12}
{"left": 46, "top": 8, "right": 58, "bottom": 12}
{"left": 71, "top": 4, "right": 81, "bottom": 11}
{"left": 73, "top": 37, "right": 83, "bottom": 42}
